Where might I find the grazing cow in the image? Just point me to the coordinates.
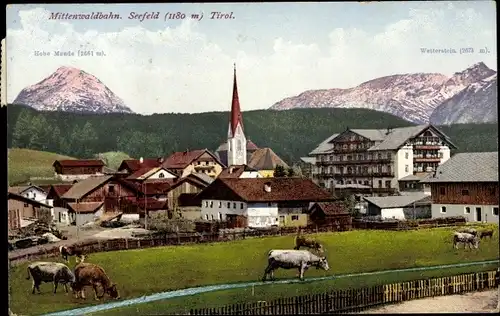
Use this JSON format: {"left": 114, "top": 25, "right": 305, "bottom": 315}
{"left": 479, "top": 229, "right": 494, "bottom": 240}
{"left": 72, "top": 262, "right": 120, "bottom": 300}
{"left": 459, "top": 228, "right": 478, "bottom": 236}
{"left": 59, "top": 245, "right": 86, "bottom": 263}
{"left": 294, "top": 228, "right": 324, "bottom": 254}
{"left": 453, "top": 232, "right": 480, "bottom": 249}
{"left": 26, "top": 261, "right": 75, "bottom": 294}
{"left": 262, "top": 249, "right": 329, "bottom": 282}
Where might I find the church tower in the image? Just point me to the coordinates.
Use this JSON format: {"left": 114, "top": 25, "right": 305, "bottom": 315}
{"left": 227, "top": 64, "right": 247, "bottom": 166}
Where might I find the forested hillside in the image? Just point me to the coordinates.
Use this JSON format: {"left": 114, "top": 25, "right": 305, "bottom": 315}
{"left": 7, "top": 104, "right": 498, "bottom": 164}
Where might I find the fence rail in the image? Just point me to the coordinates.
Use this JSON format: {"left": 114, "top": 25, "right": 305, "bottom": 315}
{"left": 189, "top": 270, "right": 500, "bottom": 315}
{"left": 9, "top": 216, "right": 472, "bottom": 265}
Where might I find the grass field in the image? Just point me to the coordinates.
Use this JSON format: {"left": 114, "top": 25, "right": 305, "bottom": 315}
{"left": 8, "top": 148, "right": 75, "bottom": 185}
{"left": 9, "top": 226, "right": 499, "bottom": 315}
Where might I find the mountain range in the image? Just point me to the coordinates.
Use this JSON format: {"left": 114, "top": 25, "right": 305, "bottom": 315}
{"left": 270, "top": 62, "right": 497, "bottom": 124}
{"left": 12, "top": 63, "right": 497, "bottom": 124}
{"left": 13, "top": 66, "right": 134, "bottom": 114}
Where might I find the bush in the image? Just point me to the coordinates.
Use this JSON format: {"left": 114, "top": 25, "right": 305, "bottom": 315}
{"left": 148, "top": 212, "right": 196, "bottom": 232}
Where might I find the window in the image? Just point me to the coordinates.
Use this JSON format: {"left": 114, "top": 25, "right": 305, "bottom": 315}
{"left": 364, "top": 181, "right": 369, "bottom": 185}
{"left": 268, "top": 202, "right": 272, "bottom": 207}
{"left": 205, "top": 214, "right": 209, "bottom": 220}
{"left": 33, "top": 193, "right": 37, "bottom": 199}
{"left": 24, "top": 203, "right": 29, "bottom": 207}
{"left": 405, "top": 152, "right": 409, "bottom": 159}
{"left": 227, "top": 202, "right": 230, "bottom": 208}
{"left": 440, "top": 206, "right": 447, "bottom": 213}
{"left": 209, "top": 201, "right": 213, "bottom": 208}
{"left": 464, "top": 207, "right": 471, "bottom": 214}
{"left": 385, "top": 180, "right": 391, "bottom": 188}
{"left": 378, "top": 180, "right": 383, "bottom": 188}
{"left": 205, "top": 201, "right": 208, "bottom": 207}
{"left": 291, "top": 215, "right": 299, "bottom": 221}
{"left": 218, "top": 201, "right": 222, "bottom": 208}
{"left": 461, "top": 189, "right": 469, "bottom": 196}
{"left": 109, "top": 185, "right": 115, "bottom": 193}
{"left": 233, "top": 203, "right": 236, "bottom": 209}
{"left": 211, "top": 214, "right": 214, "bottom": 220}
{"left": 493, "top": 207, "right": 499, "bottom": 216}
{"left": 405, "top": 165, "right": 409, "bottom": 173}
{"left": 439, "top": 152, "right": 443, "bottom": 158}
{"left": 240, "top": 203, "right": 244, "bottom": 209}
{"left": 439, "top": 187, "right": 445, "bottom": 195}
{"left": 158, "top": 173, "right": 165, "bottom": 178}
{"left": 218, "top": 212, "right": 223, "bottom": 220}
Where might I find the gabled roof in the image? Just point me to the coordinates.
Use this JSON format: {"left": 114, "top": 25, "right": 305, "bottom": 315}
{"left": 53, "top": 159, "right": 105, "bottom": 167}
{"left": 8, "top": 185, "right": 48, "bottom": 195}
{"left": 300, "top": 157, "right": 316, "bottom": 164}
{"left": 62, "top": 175, "right": 113, "bottom": 200}
{"left": 363, "top": 193, "right": 431, "bottom": 209}
{"left": 67, "top": 202, "right": 104, "bottom": 214}
{"left": 216, "top": 139, "right": 259, "bottom": 152}
{"left": 422, "top": 152, "right": 498, "bottom": 183}
{"left": 309, "top": 134, "right": 339, "bottom": 155}
{"left": 196, "top": 178, "right": 334, "bottom": 203}
{"left": 218, "top": 165, "right": 259, "bottom": 178}
{"left": 118, "top": 159, "right": 163, "bottom": 173}
{"left": 310, "top": 202, "right": 349, "bottom": 216}
{"left": 186, "top": 172, "right": 214, "bottom": 186}
{"left": 47, "top": 184, "right": 73, "bottom": 199}
{"left": 162, "top": 149, "right": 223, "bottom": 169}
{"left": 126, "top": 166, "right": 177, "bottom": 180}
{"left": 8, "top": 192, "right": 52, "bottom": 208}
{"left": 248, "top": 148, "right": 289, "bottom": 170}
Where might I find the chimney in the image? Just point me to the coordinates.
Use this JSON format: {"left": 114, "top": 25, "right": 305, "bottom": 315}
{"left": 264, "top": 182, "right": 272, "bottom": 193}
{"left": 229, "top": 167, "right": 234, "bottom": 174}
{"left": 139, "top": 157, "right": 144, "bottom": 164}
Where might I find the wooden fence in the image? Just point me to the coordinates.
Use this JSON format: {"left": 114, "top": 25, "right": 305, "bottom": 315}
{"left": 9, "top": 217, "right": 472, "bottom": 265}
{"left": 352, "top": 216, "right": 466, "bottom": 230}
{"left": 190, "top": 270, "right": 500, "bottom": 315}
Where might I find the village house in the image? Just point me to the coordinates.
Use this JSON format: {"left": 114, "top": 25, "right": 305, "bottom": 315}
{"left": 308, "top": 125, "right": 456, "bottom": 196}
{"left": 8, "top": 184, "right": 49, "bottom": 205}
{"left": 177, "top": 193, "right": 203, "bottom": 221}
{"left": 363, "top": 193, "right": 432, "bottom": 220}
{"left": 421, "top": 152, "right": 499, "bottom": 223}
{"left": 46, "top": 184, "right": 73, "bottom": 223}
{"left": 217, "top": 165, "right": 262, "bottom": 179}
{"left": 162, "top": 149, "right": 225, "bottom": 178}
{"left": 398, "top": 173, "right": 432, "bottom": 195}
{"left": 53, "top": 159, "right": 106, "bottom": 181}
{"left": 117, "top": 157, "right": 164, "bottom": 175}
{"left": 247, "top": 148, "right": 290, "bottom": 178}
{"left": 197, "top": 177, "right": 335, "bottom": 228}
{"left": 125, "top": 165, "right": 177, "bottom": 181}
{"left": 8, "top": 192, "right": 52, "bottom": 230}
{"left": 308, "top": 202, "right": 352, "bottom": 229}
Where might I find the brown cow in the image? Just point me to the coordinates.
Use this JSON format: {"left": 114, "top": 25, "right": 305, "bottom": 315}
{"left": 59, "top": 245, "right": 86, "bottom": 264}
{"left": 479, "top": 229, "right": 495, "bottom": 240}
{"left": 72, "top": 262, "right": 120, "bottom": 300}
{"left": 293, "top": 227, "right": 324, "bottom": 253}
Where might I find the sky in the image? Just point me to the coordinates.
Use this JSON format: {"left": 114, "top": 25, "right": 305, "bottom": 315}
{"left": 6, "top": 1, "right": 497, "bottom": 115}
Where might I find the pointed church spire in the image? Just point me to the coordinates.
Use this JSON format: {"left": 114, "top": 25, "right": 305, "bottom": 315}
{"left": 230, "top": 63, "right": 244, "bottom": 137}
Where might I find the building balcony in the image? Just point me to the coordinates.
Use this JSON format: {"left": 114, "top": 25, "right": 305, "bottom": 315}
{"left": 332, "top": 147, "right": 371, "bottom": 153}
{"left": 315, "top": 160, "right": 331, "bottom": 166}
{"left": 327, "top": 171, "right": 394, "bottom": 178}
{"left": 330, "top": 158, "right": 393, "bottom": 165}
{"left": 413, "top": 158, "right": 441, "bottom": 163}
{"left": 194, "top": 165, "right": 215, "bottom": 170}
{"left": 413, "top": 145, "right": 441, "bottom": 150}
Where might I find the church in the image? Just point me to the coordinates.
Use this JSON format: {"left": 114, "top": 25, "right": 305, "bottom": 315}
{"left": 214, "top": 65, "right": 289, "bottom": 177}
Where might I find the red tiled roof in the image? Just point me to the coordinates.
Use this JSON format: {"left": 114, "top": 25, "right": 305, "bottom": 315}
{"left": 246, "top": 139, "right": 259, "bottom": 150}
{"left": 50, "top": 184, "right": 73, "bottom": 198}
{"left": 127, "top": 167, "right": 154, "bottom": 180}
{"left": 121, "top": 179, "right": 176, "bottom": 195}
{"left": 312, "top": 202, "right": 348, "bottom": 216}
{"left": 197, "top": 178, "right": 334, "bottom": 203}
{"left": 67, "top": 202, "right": 104, "bottom": 214}
{"left": 162, "top": 149, "right": 207, "bottom": 169}
{"left": 118, "top": 159, "right": 163, "bottom": 173}
{"left": 53, "top": 159, "right": 105, "bottom": 167}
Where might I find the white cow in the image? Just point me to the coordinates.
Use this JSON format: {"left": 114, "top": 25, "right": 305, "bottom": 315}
{"left": 26, "top": 261, "right": 76, "bottom": 294}
{"left": 262, "top": 249, "right": 329, "bottom": 282}
{"left": 453, "top": 232, "right": 480, "bottom": 249}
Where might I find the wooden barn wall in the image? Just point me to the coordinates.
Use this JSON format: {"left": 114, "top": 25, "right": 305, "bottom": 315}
{"left": 431, "top": 182, "right": 499, "bottom": 205}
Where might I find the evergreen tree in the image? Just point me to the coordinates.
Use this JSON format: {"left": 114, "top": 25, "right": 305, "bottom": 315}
{"left": 51, "top": 126, "right": 61, "bottom": 153}
{"left": 273, "top": 165, "right": 287, "bottom": 177}
{"left": 11, "top": 109, "right": 33, "bottom": 148}
{"left": 287, "top": 167, "right": 295, "bottom": 177}
{"left": 80, "top": 122, "right": 98, "bottom": 158}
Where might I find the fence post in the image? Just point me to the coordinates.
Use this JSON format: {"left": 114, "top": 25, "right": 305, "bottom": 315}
{"left": 125, "top": 238, "right": 128, "bottom": 249}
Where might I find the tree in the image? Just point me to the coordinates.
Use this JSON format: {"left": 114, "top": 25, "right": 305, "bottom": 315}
{"left": 273, "top": 165, "right": 287, "bottom": 177}
{"left": 11, "top": 109, "right": 33, "bottom": 148}
{"left": 292, "top": 164, "right": 303, "bottom": 178}
{"left": 51, "top": 126, "right": 61, "bottom": 153}
{"left": 287, "top": 167, "right": 295, "bottom": 177}
{"left": 80, "top": 122, "right": 98, "bottom": 158}
{"left": 343, "top": 194, "right": 360, "bottom": 218}
{"left": 148, "top": 212, "right": 195, "bottom": 233}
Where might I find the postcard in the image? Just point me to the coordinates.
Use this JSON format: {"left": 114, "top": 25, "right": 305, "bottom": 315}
{"left": 6, "top": 2, "right": 498, "bottom": 316}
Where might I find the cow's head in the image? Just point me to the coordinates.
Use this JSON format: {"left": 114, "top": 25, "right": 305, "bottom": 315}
{"left": 318, "top": 257, "right": 329, "bottom": 271}
{"left": 107, "top": 283, "right": 120, "bottom": 299}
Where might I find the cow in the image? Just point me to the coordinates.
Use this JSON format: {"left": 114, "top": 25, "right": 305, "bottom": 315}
{"left": 26, "top": 261, "right": 75, "bottom": 294}
{"left": 294, "top": 228, "right": 324, "bottom": 254}
{"left": 59, "top": 245, "right": 86, "bottom": 264}
{"left": 459, "top": 228, "right": 478, "bottom": 236}
{"left": 453, "top": 232, "right": 480, "bottom": 249}
{"left": 262, "top": 249, "right": 330, "bottom": 282}
{"left": 72, "top": 262, "right": 120, "bottom": 300}
{"left": 479, "top": 229, "right": 495, "bottom": 240}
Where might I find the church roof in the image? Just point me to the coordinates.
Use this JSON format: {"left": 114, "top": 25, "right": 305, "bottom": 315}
{"left": 215, "top": 139, "right": 259, "bottom": 152}
{"left": 248, "top": 148, "right": 289, "bottom": 170}
{"left": 229, "top": 64, "right": 244, "bottom": 137}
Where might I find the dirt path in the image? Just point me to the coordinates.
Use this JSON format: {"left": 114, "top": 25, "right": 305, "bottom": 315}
{"left": 360, "top": 289, "right": 499, "bottom": 313}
